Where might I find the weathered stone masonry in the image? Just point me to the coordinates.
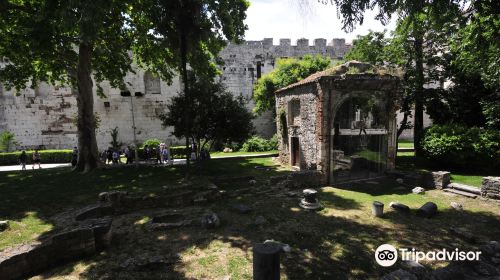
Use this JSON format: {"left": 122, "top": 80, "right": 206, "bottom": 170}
{"left": 275, "top": 61, "right": 401, "bottom": 184}
{"left": 0, "top": 38, "right": 351, "bottom": 150}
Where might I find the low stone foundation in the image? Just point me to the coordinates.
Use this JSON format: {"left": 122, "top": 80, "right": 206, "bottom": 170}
{"left": 386, "top": 170, "right": 450, "bottom": 189}
{"left": 481, "top": 177, "right": 500, "bottom": 200}
{"left": 0, "top": 218, "right": 112, "bottom": 280}
{"left": 0, "top": 182, "right": 223, "bottom": 280}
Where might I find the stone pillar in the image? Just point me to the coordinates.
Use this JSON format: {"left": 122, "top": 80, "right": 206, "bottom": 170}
{"left": 253, "top": 242, "right": 281, "bottom": 280}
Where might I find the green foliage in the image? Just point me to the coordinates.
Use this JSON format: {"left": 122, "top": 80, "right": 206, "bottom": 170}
{"left": 421, "top": 125, "right": 500, "bottom": 168}
{"left": 109, "top": 127, "right": 123, "bottom": 149}
{"left": 240, "top": 135, "right": 278, "bottom": 152}
{"left": 344, "top": 30, "right": 388, "bottom": 65}
{"left": 253, "top": 55, "right": 331, "bottom": 115}
{"left": 482, "top": 99, "right": 500, "bottom": 129}
{"left": 450, "top": 0, "right": 500, "bottom": 90}
{"left": 141, "top": 139, "right": 161, "bottom": 149}
{"left": 131, "top": 0, "right": 249, "bottom": 85}
{"left": 0, "top": 150, "right": 72, "bottom": 166}
{"left": 159, "top": 75, "right": 254, "bottom": 153}
{"left": 0, "top": 131, "right": 17, "bottom": 152}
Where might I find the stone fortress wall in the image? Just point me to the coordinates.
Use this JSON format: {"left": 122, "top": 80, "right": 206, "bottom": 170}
{"left": 0, "top": 38, "right": 352, "bottom": 150}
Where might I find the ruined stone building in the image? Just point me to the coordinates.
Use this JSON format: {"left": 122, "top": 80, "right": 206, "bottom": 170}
{"left": 275, "top": 61, "right": 401, "bottom": 184}
{"left": 0, "top": 38, "right": 352, "bottom": 150}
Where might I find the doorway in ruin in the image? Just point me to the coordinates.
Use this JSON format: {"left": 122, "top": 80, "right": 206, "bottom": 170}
{"left": 291, "top": 137, "right": 300, "bottom": 167}
{"left": 331, "top": 95, "right": 389, "bottom": 183}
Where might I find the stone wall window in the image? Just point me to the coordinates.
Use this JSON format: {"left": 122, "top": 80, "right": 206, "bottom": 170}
{"left": 256, "top": 61, "right": 262, "bottom": 79}
{"left": 144, "top": 71, "right": 161, "bottom": 94}
{"left": 288, "top": 99, "right": 301, "bottom": 126}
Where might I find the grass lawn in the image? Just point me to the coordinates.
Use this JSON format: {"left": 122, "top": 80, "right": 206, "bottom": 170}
{"left": 398, "top": 139, "right": 414, "bottom": 149}
{"left": 1, "top": 157, "right": 499, "bottom": 279}
{"left": 211, "top": 150, "right": 278, "bottom": 158}
{"left": 396, "top": 152, "right": 497, "bottom": 187}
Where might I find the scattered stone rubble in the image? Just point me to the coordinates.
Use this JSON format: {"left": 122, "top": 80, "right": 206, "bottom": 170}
{"left": 412, "top": 187, "right": 426, "bottom": 194}
{"left": 0, "top": 181, "right": 223, "bottom": 280}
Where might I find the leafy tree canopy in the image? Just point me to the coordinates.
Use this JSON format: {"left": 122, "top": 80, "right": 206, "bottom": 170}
{"left": 344, "top": 30, "right": 388, "bottom": 65}
{"left": 159, "top": 74, "right": 254, "bottom": 153}
{"left": 253, "top": 55, "right": 331, "bottom": 115}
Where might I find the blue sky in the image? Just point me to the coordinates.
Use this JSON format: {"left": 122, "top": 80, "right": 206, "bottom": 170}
{"left": 244, "top": 0, "right": 397, "bottom": 43}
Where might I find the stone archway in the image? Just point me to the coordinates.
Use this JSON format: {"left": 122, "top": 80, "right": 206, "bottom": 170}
{"left": 329, "top": 92, "right": 391, "bottom": 183}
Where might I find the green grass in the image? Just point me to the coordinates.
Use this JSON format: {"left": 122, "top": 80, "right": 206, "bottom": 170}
{"left": 396, "top": 153, "right": 497, "bottom": 188}
{"left": 2, "top": 156, "right": 499, "bottom": 279}
{"left": 398, "top": 139, "right": 414, "bottom": 149}
{"left": 211, "top": 150, "right": 278, "bottom": 158}
{"left": 0, "top": 157, "right": 290, "bottom": 251}
{"left": 450, "top": 174, "right": 484, "bottom": 187}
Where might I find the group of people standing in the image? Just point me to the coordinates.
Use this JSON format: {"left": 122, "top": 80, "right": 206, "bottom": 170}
{"left": 143, "top": 143, "right": 172, "bottom": 165}
{"left": 101, "top": 146, "right": 135, "bottom": 165}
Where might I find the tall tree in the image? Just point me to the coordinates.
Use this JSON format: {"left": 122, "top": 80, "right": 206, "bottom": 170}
{"left": 159, "top": 73, "right": 254, "bottom": 156}
{"left": 131, "top": 0, "right": 249, "bottom": 170}
{"left": 344, "top": 30, "right": 388, "bottom": 65}
{"left": 0, "top": 0, "right": 135, "bottom": 172}
{"left": 253, "top": 55, "right": 331, "bottom": 115}
{"left": 307, "top": 0, "right": 464, "bottom": 156}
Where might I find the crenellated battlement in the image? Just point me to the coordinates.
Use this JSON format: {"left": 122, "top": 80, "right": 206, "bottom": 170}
{"left": 229, "top": 38, "right": 350, "bottom": 48}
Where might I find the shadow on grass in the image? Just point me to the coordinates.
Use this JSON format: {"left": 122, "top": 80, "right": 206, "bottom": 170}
{"left": 320, "top": 190, "right": 363, "bottom": 210}
{"left": 333, "top": 177, "right": 413, "bottom": 196}
{"left": 2, "top": 157, "right": 500, "bottom": 279}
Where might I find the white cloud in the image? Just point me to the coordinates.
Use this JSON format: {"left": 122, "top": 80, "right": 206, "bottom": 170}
{"left": 244, "top": 0, "right": 397, "bottom": 44}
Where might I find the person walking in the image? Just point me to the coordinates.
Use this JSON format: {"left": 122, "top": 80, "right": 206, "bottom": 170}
{"left": 32, "top": 149, "right": 41, "bottom": 169}
{"left": 19, "top": 150, "right": 27, "bottom": 170}
{"left": 106, "top": 148, "right": 113, "bottom": 164}
{"left": 71, "top": 147, "right": 78, "bottom": 167}
{"left": 112, "top": 150, "right": 120, "bottom": 165}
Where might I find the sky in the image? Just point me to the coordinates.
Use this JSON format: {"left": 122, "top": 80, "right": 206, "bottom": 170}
{"left": 244, "top": 0, "right": 397, "bottom": 44}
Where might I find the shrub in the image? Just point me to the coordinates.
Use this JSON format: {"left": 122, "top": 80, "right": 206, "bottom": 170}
{"left": 141, "top": 138, "right": 161, "bottom": 149}
{"left": 240, "top": 135, "right": 278, "bottom": 152}
{"left": 0, "top": 131, "right": 17, "bottom": 152}
{"left": 0, "top": 150, "right": 72, "bottom": 166}
{"left": 421, "top": 125, "right": 500, "bottom": 168}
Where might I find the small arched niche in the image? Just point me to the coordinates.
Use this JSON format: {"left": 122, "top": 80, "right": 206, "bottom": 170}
{"left": 144, "top": 71, "right": 161, "bottom": 95}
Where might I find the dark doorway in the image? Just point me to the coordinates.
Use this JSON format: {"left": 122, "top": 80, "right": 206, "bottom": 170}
{"left": 291, "top": 137, "right": 300, "bottom": 167}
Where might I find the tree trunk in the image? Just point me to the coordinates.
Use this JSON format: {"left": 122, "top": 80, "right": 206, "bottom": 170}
{"left": 413, "top": 3, "right": 425, "bottom": 157}
{"left": 180, "top": 24, "right": 190, "bottom": 175}
{"left": 74, "top": 42, "right": 99, "bottom": 172}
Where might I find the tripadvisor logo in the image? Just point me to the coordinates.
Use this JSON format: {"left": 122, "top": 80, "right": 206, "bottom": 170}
{"left": 375, "top": 244, "right": 398, "bottom": 267}
{"left": 375, "top": 244, "right": 482, "bottom": 267}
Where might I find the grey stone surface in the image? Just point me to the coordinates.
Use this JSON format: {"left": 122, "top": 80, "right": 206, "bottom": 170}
{"left": 389, "top": 201, "right": 410, "bottom": 213}
{"left": 432, "top": 171, "right": 451, "bottom": 189}
{"left": 450, "top": 202, "right": 463, "bottom": 211}
{"left": 275, "top": 64, "right": 401, "bottom": 184}
{"left": 75, "top": 203, "right": 114, "bottom": 221}
{"left": 481, "top": 177, "right": 500, "bottom": 200}
{"left": 412, "top": 187, "right": 426, "bottom": 194}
